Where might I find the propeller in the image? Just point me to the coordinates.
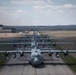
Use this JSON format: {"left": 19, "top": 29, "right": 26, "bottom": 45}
{"left": 4, "top": 51, "right": 9, "bottom": 59}
{"left": 20, "top": 51, "right": 24, "bottom": 57}
{"left": 13, "top": 53, "right": 16, "bottom": 58}
{"left": 40, "top": 38, "right": 43, "bottom": 41}
{"left": 24, "top": 44, "right": 26, "bottom": 47}
{"left": 55, "top": 52, "right": 59, "bottom": 58}
{"left": 64, "top": 50, "right": 68, "bottom": 56}
{"left": 52, "top": 42, "right": 56, "bottom": 46}
{"left": 19, "top": 44, "right": 21, "bottom": 48}
{"left": 48, "top": 52, "right": 53, "bottom": 56}
{"left": 42, "top": 42, "right": 46, "bottom": 47}
{"left": 13, "top": 43, "right": 16, "bottom": 47}
{"left": 4, "top": 51, "right": 9, "bottom": 57}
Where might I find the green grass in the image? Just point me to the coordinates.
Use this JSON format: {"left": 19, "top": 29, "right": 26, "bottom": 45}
{"left": 56, "top": 45, "right": 76, "bottom": 73}
{"left": 0, "top": 44, "right": 16, "bottom": 50}
{"left": 0, "top": 55, "right": 7, "bottom": 67}
{"left": 61, "top": 54, "right": 76, "bottom": 72}
{"left": 40, "top": 31, "right": 76, "bottom": 72}
{"left": 0, "top": 45, "right": 16, "bottom": 69}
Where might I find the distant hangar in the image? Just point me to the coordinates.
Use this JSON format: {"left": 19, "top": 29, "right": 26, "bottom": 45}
{"left": 0, "top": 24, "right": 16, "bottom": 33}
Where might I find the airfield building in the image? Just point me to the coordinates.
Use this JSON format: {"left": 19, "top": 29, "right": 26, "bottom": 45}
{"left": 0, "top": 25, "right": 16, "bottom": 33}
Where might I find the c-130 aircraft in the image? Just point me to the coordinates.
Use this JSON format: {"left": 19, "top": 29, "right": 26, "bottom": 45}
{"left": 0, "top": 31, "right": 76, "bottom": 66}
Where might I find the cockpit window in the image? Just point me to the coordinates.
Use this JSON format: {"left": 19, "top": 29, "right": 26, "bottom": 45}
{"left": 32, "top": 55, "right": 39, "bottom": 57}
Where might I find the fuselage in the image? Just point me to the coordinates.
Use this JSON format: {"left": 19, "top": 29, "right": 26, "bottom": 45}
{"left": 30, "top": 47, "right": 43, "bottom": 66}
{"left": 29, "top": 31, "right": 43, "bottom": 66}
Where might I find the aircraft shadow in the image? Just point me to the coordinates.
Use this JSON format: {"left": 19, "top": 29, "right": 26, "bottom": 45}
{"left": 45, "top": 63, "right": 76, "bottom": 66}
{"left": 0, "top": 63, "right": 76, "bottom": 67}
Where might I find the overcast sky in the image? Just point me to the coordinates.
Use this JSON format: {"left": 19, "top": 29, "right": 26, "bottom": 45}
{"left": 0, "top": 0, "right": 76, "bottom": 26}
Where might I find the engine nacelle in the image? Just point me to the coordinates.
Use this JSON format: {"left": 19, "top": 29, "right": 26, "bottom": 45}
{"left": 19, "top": 44, "right": 21, "bottom": 48}
{"left": 48, "top": 53, "right": 53, "bottom": 56}
{"left": 55, "top": 52, "right": 59, "bottom": 58}
{"left": 13, "top": 53, "right": 16, "bottom": 58}
{"left": 24, "top": 44, "right": 26, "bottom": 47}
{"left": 52, "top": 42, "right": 56, "bottom": 46}
{"left": 13, "top": 43, "right": 16, "bottom": 47}
{"left": 48, "top": 45, "right": 51, "bottom": 48}
{"left": 64, "top": 50, "right": 68, "bottom": 56}
{"left": 39, "top": 37, "right": 43, "bottom": 42}
{"left": 4, "top": 52, "right": 9, "bottom": 57}
{"left": 42, "top": 43, "right": 46, "bottom": 47}
{"left": 20, "top": 52, "right": 24, "bottom": 57}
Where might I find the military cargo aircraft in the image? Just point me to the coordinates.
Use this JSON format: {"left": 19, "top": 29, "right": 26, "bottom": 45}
{"left": 0, "top": 31, "right": 76, "bottom": 66}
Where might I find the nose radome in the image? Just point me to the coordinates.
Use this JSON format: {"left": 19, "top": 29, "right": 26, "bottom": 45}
{"left": 34, "top": 58, "right": 38, "bottom": 62}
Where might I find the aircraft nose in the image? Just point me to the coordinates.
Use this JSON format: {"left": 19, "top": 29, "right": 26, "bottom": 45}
{"left": 34, "top": 58, "right": 38, "bottom": 62}
{"left": 31, "top": 56, "right": 43, "bottom": 66}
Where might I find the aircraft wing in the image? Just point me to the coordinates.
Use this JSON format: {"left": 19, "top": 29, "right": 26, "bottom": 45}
{"left": 0, "top": 48, "right": 31, "bottom": 58}
{"left": 0, "top": 42, "right": 31, "bottom": 45}
{"left": 0, "top": 50, "right": 31, "bottom": 53}
{"left": 37, "top": 42, "right": 74, "bottom": 45}
{"left": 53, "top": 42, "right": 74, "bottom": 44}
{"left": 41, "top": 49, "right": 76, "bottom": 53}
{"left": 0, "top": 41, "right": 73, "bottom": 45}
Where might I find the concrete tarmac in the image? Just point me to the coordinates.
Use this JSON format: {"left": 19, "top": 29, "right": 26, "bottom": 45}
{"left": 0, "top": 52, "right": 75, "bottom": 75}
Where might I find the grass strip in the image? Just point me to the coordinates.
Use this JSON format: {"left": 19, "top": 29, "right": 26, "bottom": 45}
{"left": 0, "top": 44, "right": 16, "bottom": 50}
{"left": 0, "top": 45, "right": 16, "bottom": 69}
{"left": 57, "top": 45, "right": 76, "bottom": 73}
{"left": 60, "top": 53, "right": 76, "bottom": 73}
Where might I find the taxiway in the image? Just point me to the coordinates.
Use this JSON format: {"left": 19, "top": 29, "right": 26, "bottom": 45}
{"left": 0, "top": 48, "right": 75, "bottom": 75}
